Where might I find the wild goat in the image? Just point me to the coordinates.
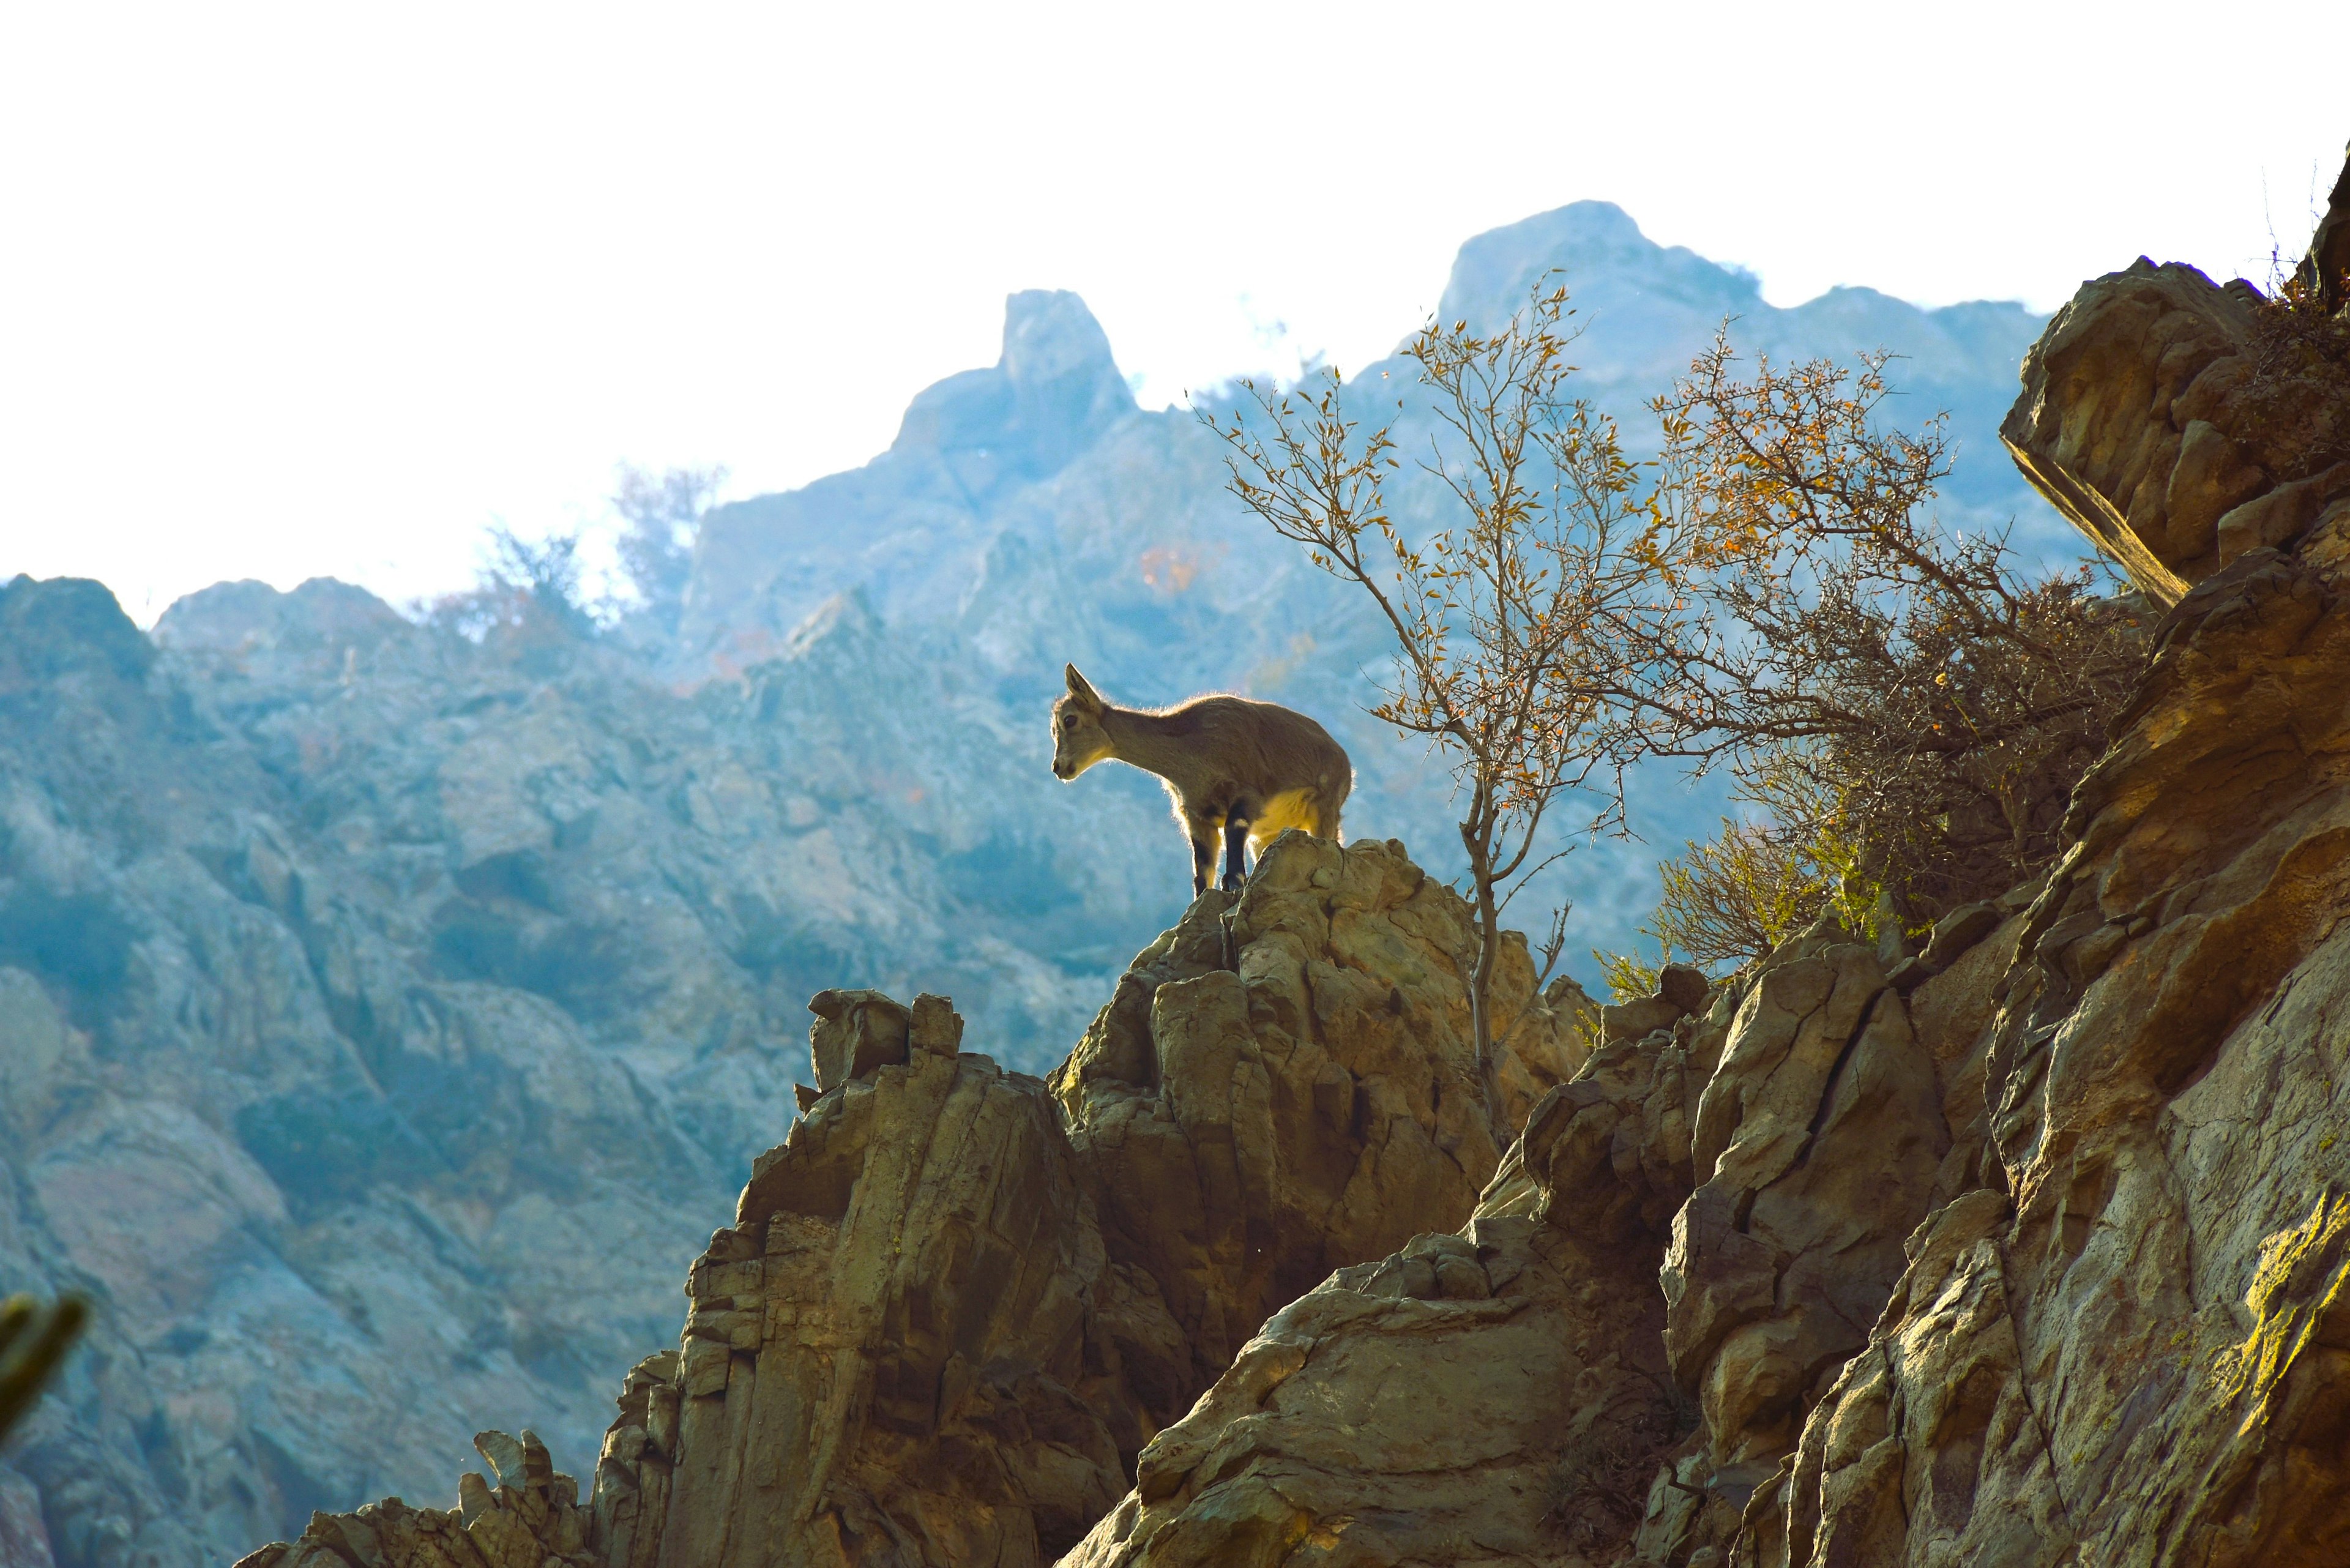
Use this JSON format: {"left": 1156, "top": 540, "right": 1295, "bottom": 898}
{"left": 1050, "top": 664, "right": 1352, "bottom": 897}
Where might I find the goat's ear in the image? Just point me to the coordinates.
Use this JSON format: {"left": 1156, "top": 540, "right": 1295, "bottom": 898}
{"left": 1064, "top": 664, "right": 1103, "bottom": 710}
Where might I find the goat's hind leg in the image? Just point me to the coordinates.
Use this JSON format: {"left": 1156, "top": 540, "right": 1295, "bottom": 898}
{"left": 1220, "top": 815, "right": 1252, "bottom": 894}
{"left": 1188, "top": 822, "right": 1217, "bottom": 899}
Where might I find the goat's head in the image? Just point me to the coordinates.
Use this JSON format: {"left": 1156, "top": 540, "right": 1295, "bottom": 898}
{"left": 1050, "top": 664, "right": 1113, "bottom": 780}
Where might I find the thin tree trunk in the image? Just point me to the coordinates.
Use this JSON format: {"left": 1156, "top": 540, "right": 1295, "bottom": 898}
{"left": 1471, "top": 878, "right": 1499, "bottom": 1069}
{"left": 1462, "top": 805, "right": 1500, "bottom": 1073}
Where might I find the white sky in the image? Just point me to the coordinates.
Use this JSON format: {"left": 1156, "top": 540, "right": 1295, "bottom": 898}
{"left": 1, "top": 1, "right": 2341, "bottom": 623}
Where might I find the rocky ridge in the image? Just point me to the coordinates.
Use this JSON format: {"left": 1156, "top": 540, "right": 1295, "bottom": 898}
{"left": 241, "top": 831, "right": 1591, "bottom": 1567}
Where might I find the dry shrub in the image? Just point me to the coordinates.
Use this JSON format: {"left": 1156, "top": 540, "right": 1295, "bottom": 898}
{"left": 2241, "top": 275, "right": 2350, "bottom": 487}
{"left": 1628, "top": 340, "right": 2152, "bottom": 973}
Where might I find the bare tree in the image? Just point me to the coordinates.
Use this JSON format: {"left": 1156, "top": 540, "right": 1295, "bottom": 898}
{"left": 614, "top": 464, "right": 725, "bottom": 625}
{"left": 1207, "top": 286, "right": 1699, "bottom": 1069}
{"left": 484, "top": 525, "right": 588, "bottom": 616}
{"left": 1215, "top": 296, "right": 2143, "bottom": 1018}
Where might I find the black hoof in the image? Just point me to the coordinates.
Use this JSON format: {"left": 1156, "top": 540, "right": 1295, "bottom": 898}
{"left": 1219, "top": 873, "right": 1244, "bottom": 894}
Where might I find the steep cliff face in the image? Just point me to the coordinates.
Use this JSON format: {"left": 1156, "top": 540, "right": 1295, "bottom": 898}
{"left": 1757, "top": 226, "right": 2350, "bottom": 1566}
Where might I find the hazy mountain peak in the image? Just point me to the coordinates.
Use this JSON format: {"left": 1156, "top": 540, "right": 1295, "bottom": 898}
{"left": 0, "top": 574, "right": 153, "bottom": 687}
{"left": 1434, "top": 200, "right": 1764, "bottom": 338}
{"left": 999, "top": 288, "right": 1128, "bottom": 403}
{"left": 891, "top": 289, "right": 1134, "bottom": 479}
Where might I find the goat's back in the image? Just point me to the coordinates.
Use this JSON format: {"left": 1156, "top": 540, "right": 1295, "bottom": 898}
{"left": 1155, "top": 695, "right": 1350, "bottom": 797}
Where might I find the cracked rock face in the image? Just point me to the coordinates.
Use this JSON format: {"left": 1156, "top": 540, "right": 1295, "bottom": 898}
{"left": 1070, "top": 908, "right": 2005, "bottom": 1567}
{"left": 1747, "top": 544, "right": 2350, "bottom": 1568}
{"left": 1050, "top": 835, "right": 1582, "bottom": 1386}
{"left": 1065, "top": 1025, "right": 1687, "bottom": 1567}
{"left": 1747, "top": 193, "right": 2350, "bottom": 1567}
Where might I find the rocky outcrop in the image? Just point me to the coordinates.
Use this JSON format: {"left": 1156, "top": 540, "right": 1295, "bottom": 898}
{"left": 1048, "top": 167, "right": 2350, "bottom": 1562}
{"left": 1050, "top": 839, "right": 1581, "bottom": 1386}
{"left": 2003, "top": 246, "right": 2350, "bottom": 605}
{"left": 1066, "top": 1016, "right": 1688, "bottom": 1567}
{"left": 1067, "top": 895, "right": 2032, "bottom": 1567}
{"left": 244, "top": 831, "right": 1587, "bottom": 1568}
{"left": 591, "top": 834, "right": 1585, "bottom": 1568}
{"left": 599, "top": 1021, "right": 1124, "bottom": 1566}
{"left": 234, "top": 805, "right": 2092, "bottom": 1568}
{"left": 239, "top": 1430, "right": 599, "bottom": 1568}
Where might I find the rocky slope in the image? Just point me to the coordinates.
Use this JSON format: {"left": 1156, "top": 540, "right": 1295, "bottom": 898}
{"left": 0, "top": 578, "right": 771, "bottom": 1568}
{"left": 0, "top": 563, "right": 1207, "bottom": 1568}
{"left": 1753, "top": 233, "right": 2350, "bottom": 1567}
{"left": 234, "top": 155, "right": 2350, "bottom": 1566}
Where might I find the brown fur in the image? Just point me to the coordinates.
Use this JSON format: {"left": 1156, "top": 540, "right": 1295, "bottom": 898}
{"left": 1050, "top": 663, "right": 1352, "bottom": 897}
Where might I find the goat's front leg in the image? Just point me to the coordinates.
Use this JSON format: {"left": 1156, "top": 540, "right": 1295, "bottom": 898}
{"left": 1189, "top": 823, "right": 1217, "bottom": 899}
{"left": 1220, "top": 816, "right": 1252, "bottom": 894}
